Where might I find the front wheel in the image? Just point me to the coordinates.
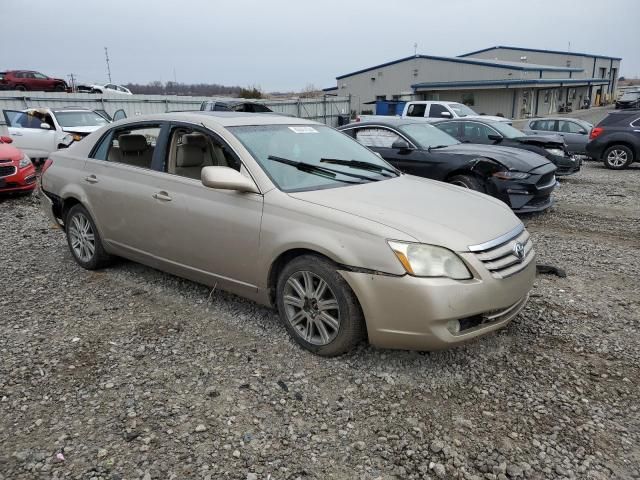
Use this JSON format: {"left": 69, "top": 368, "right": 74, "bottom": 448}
{"left": 54, "top": 84, "right": 65, "bottom": 92}
{"left": 448, "top": 174, "right": 486, "bottom": 192}
{"left": 65, "top": 204, "right": 113, "bottom": 270}
{"left": 603, "top": 145, "right": 633, "bottom": 169}
{"left": 276, "top": 255, "right": 366, "bottom": 356}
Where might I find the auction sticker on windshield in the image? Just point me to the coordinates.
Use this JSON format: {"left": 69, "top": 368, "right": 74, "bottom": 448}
{"left": 289, "top": 126, "right": 319, "bottom": 134}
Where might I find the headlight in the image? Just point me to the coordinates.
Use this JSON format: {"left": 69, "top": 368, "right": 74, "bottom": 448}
{"left": 492, "top": 170, "right": 530, "bottom": 180}
{"left": 545, "top": 148, "right": 566, "bottom": 157}
{"left": 19, "top": 154, "right": 32, "bottom": 169}
{"left": 387, "top": 241, "right": 472, "bottom": 280}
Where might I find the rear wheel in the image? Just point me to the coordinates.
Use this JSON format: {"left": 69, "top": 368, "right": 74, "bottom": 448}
{"left": 603, "top": 145, "right": 633, "bottom": 169}
{"left": 448, "top": 174, "right": 486, "bottom": 192}
{"left": 15, "top": 85, "right": 26, "bottom": 91}
{"left": 65, "top": 204, "right": 113, "bottom": 270}
{"left": 276, "top": 255, "right": 365, "bottom": 356}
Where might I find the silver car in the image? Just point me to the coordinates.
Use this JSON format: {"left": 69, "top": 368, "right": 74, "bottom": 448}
{"left": 523, "top": 118, "right": 592, "bottom": 155}
{"left": 40, "top": 112, "right": 535, "bottom": 356}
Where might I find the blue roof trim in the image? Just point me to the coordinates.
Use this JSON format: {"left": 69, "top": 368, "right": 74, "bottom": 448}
{"left": 459, "top": 45, "right": 622, "bottom": 61}
{"left": 411, "top": 78, "right": 610, "bottom": 89}
{"left": 335, "top": 54, "right": 581, "bottom": 80}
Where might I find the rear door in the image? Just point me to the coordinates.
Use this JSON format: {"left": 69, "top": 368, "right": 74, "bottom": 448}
{"left": 82, "top": 122, "right": 185, "bottom": 261}
{"left": 2, "top": 110, "right": 57, "bottom": 158}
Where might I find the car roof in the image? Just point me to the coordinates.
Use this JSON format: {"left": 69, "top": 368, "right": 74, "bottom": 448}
{"left": 343, "top": 118, "right": 438, "bottom": 128}
{"left": 113, "top": 111, "right": 319, "bottom": 127}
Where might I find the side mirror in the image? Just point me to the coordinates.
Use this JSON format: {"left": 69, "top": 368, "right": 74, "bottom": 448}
{"left": 0, "top": 136, "right": 12, "bottom": 144}
{"left": 40, "top": 122, "right": 51, "bottom": 130}
{"left": 579, "top": 129, "right": 587, "bottom": 135}
{"left": 440, "top": 111, "right": 452, "bottom": 118}
{"left": 392, "top": 138, "right": 413, "bottom": 150}
{"left": 201, "top": 166, "right": 259, "bottom": 193}
{"left": 487, "top": 134, "right": 503, "bottom": 142}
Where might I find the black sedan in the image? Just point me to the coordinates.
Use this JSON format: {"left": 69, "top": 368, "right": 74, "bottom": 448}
{"left": 431, "top": 118, "right": 581, "bottom": 176}
{"left": 339, "top": 119, "right": 557, "bottom": 214}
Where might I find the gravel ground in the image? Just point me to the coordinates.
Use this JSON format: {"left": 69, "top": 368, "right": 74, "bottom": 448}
{"left": 1, "top": 161, "right": 639, "bottom": 480}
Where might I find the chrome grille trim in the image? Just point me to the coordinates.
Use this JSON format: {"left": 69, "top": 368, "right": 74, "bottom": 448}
{"left": 468, "top": 223, "right": 525, "bottom": 252}
{"left": 470, "top": 226, "right": 535, "bottom": 279}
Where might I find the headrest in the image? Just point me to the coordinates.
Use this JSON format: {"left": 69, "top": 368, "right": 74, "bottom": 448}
{"left": 176, "top": 144, "right": 205, "bottom": 167}
{"left": 119, "top": 134, "right": 148, "bottom": 153}
{"left": 183, "top": 133, "right": 208, "bottom": 148}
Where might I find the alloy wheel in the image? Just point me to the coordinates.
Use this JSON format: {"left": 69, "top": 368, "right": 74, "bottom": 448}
{"left": 607, "top": 149, "right": 628, "bottom": 167}
{"left": 283, "top": 271, "right": 341, "bottom": 346}
{"left": 68, "top": 213, "right": 96, "bottom": 262}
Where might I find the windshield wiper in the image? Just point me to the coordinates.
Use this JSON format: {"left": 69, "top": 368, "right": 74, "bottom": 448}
{"left": 267, "top": 156, "right": 369, "bottom": 184}
{"left": 320, "top": 158, "right": 399, "bottom": 176}
{"left": 428, "top": 145, "right": 450, "bottom": 152}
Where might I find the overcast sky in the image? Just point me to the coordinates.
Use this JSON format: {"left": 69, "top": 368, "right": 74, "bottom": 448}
{"left": 3, "top": 0, "right": 638, "bottom": 91}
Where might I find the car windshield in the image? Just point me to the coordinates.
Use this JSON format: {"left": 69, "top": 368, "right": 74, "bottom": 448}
{"left": 398, "top": 123, "right": 460, "bottom": 148}
{"left": 54, "top": 111, "right": 109, "bottom": 128}
{"left": 229, "top": 124, "right": 395, "bottom": 192}
{"left": 448, "top": 103, "right": 477, "bottom": 117}
{"left": 620, "top": 92, "right": 640, "bottom": 100}
{"left": 490, "top": 122, "right": 526, "bottom": 139}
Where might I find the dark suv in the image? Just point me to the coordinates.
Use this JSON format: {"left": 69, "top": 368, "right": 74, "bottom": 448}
{"left": 0, "top": 70, "right": 68, "bottom": 92}
{"left": 586, "top": 110, "right": 640, "bottom": 169}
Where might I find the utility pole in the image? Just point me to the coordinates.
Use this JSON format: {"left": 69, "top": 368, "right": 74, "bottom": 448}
{"left": 104, "top": 47, "right": 112, "bottom": 83}
{"left": 68, "top": 73, "right": 76, "bottom": 92}
{"left": 414, "top": 42, "right": 418, "bottom": 57}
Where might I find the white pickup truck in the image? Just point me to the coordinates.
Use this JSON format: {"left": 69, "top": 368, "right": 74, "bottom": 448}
{"left": 358, "top": 101, "right": 511, "bottom": 124}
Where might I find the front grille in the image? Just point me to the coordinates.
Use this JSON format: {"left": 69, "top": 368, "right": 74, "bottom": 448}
{"left": 469, "top": 226, "right": 535, "bottom": 279}
{"left": 0, "top": 165, "right": 17, "bottom": 177}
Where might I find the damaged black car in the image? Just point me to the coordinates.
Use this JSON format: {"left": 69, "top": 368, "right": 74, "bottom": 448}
{"left": 431, "top": 118, "right": 580, "bottom": 176}
{"left": 339, "top": 119, "right": 557, "bottom": 214}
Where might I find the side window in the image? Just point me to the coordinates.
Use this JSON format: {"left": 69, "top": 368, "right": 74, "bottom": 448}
{"left": 428, "top": 104, "right": 449, "bottom": 118}
{"left": 558, "top": 121, "right": 583, "bottom": 133}
{"left": 6, "top": 111, "right": 45, "bottom": 129}
{"left": 406, "top": 104, "right": 426, "bottom": 117}
{"left": 166, "top": 127, "right": 241, "bottom": 180}
{"left": 355, "top": 128, "right": 401, "bottom": 148}
{"left": 95, "top": 125, "right": 161, "bottom": 169}
{"left": 531, "top": 120, "right": 554, "bottom": 131}
{"left": 463, "top": 122, "right": 492, "bottom": 141}
{"left": 438, "top": 122, "right": 460, "bottom": 138}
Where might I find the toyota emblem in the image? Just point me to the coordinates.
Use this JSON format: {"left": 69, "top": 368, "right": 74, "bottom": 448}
{"left": 513, "top": 242, "right": 525, "bottom": 262}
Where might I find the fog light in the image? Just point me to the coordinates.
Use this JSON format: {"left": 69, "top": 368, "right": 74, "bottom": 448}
{"left": 447, "top": 319, "right": 461, "bottom": 335}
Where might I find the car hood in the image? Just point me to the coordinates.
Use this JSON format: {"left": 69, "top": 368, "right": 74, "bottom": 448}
{"left": 0, "top": 144, "right": 23, "bottom": 162}
{"left": 288, "top": 175, "right": 521, "bottom": 252}
{"left": 62, "top": 126, "right": 103, "bottom": 134}
{"left": 434, "top": 143, "right": 551, "bottom": 172}
{"left": 513, "top": 133, "right": 565, "bottom": 146}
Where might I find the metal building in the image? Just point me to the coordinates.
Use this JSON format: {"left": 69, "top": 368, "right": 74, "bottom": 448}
{"left": 328, "top": 45, "right": 622, "bottom": 119}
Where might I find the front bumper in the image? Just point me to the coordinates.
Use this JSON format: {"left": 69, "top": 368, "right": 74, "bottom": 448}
{"left": 0, "top": 165, "right": 37, "bottom": 193}
{"left": 489, "top": 171, "right": 557, "bottom": 214}
{"left": 550, "top": 154, "right": 581, "bottom": 176}
{"left": 340, "top": 253, "right": 535, "bottom": 351}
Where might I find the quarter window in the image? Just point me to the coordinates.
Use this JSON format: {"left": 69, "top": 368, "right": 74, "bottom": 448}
{"left": 530, "top": 120, "right": 556, "bottom": 131}
{"left": 355, "top": 128, "right": 401, "bottom": 148}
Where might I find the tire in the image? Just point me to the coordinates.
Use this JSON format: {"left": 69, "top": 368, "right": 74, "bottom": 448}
{"left": 65, "top": 204, "right": 113, "bottom": 270}
{"left": 448, "top": 174, "right": 486, "bottom": 192}
{"left": 15, "top": 85, "right": 26, "bottom": 91}
{"left": 276, "top": 254, "right": 366, "bottom": 356}
{"left": 603, "top": 145, "right": 633, "bottom": 170}
{"left": 54, "top": 84, "right": 65, "bottom": 92}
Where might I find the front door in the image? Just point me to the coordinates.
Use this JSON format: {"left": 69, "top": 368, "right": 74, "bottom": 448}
{"left": 157, "top": 122, "right": 264, "bottom": 295}
{"left": 2, "top": 110, "right": 57, "bottom": 158}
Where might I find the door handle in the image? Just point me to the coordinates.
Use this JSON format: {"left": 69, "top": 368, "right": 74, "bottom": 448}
{"left": 153, "top": 191, "right": 172, "bottom": 202}
{"left": 84, "top": 175, "right": 98, "bottom": 184}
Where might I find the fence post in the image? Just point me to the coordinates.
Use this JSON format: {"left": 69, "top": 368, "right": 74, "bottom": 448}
{"left": 296, "top": 99, "right": 301, "bottom": 118}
